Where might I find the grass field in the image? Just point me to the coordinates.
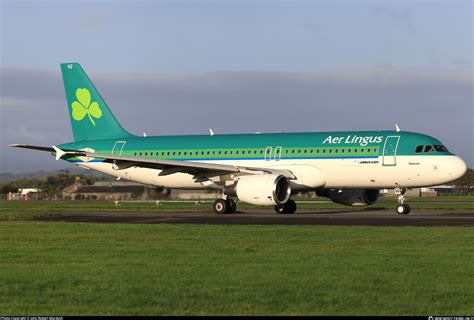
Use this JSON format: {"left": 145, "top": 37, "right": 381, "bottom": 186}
{"left": 1, "top": 222, "right": 473, "bottom": 315}
{"left": 0, "top": 196, "right": 473, "bottom": 220}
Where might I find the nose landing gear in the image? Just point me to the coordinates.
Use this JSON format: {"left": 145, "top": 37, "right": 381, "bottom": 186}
{"left": 394, "top": 187, "right": 411, "bottom": 215}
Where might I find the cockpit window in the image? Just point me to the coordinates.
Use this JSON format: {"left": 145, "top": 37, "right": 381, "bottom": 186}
{"left": 415, "top": 145, "right": 423, "bottom": 153}
{"left": 424, "top": 145, "right": 433, "bottom": 153}
{"left": 434, "top": 145, "right": 448, "bottom": 152}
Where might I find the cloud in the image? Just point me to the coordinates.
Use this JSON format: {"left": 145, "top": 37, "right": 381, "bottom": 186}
{"left": 1, "top": 65, "right": 472, "bottom": 173}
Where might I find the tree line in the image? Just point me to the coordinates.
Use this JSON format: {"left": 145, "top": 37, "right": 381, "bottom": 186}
{"left": 0, "top": 172, "right": 109, "bottom": 199}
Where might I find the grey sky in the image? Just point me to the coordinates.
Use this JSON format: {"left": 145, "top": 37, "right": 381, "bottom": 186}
{"left": 0, "top": 0, "right": 472, "bottom": 172}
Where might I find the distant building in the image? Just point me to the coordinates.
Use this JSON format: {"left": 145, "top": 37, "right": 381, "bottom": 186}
{"left": 379, "top": 188, "right": 437, "bottom": 197}
{"left": 168, "top": 189, "right": 220, "bottom": 200}
{"left": 62, "top": 178, "right": 160, "bottom": 200}
{"left": 7, "top": 188, "right": 40, "bottom": 200}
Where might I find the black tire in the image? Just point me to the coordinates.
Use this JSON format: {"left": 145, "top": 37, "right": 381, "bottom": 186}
{"left": 213, "top": 199, "right": 228, "bottom": 214}
{"left": 226, "top": 199, "right": 237, "bottom": 213}
{"left": 396, "top": 204, "right": 406, "bottom": 215}
{"left": 285, "top": 199, "right": 297, "bottom": 214}
{"left": 403, "top": 204, "right": 411, "bottom": 215}
{"left": 275, "top": 204, "right": 285, "bottom": 214}
{"left": 275, "top": 199, "right": 297, "bottom": 214}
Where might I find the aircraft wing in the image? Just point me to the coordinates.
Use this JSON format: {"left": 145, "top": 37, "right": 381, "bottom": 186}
{"left": 9, "top": 144, "right": 295, "bottom": 180}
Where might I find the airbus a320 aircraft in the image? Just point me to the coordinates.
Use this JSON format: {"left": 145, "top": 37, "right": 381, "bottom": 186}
{"left": 11, "top": 63, "right": 467, "bottom": 215}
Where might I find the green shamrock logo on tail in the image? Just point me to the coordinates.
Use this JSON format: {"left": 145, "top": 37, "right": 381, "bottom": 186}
{"left": 71, "top": 88, "right": 102, "bottom": 126}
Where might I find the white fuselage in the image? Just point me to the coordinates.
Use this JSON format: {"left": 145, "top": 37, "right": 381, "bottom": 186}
{"left": 76, "top": 154, "right": 466, "bottom": 191}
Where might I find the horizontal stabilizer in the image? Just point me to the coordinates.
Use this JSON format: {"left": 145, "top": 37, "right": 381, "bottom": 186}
{"left": 52, "top": 146, "right": 66, "bottom": 160}
{"left": 9, "top": 144, "right": 87, "bottom": 156}
{"left": 9, "top": 144, "right": 55, "bottom": 152}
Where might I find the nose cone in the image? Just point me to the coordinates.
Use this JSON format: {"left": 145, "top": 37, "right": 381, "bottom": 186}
{"left": 448, "top": 156, "right": 467, "bottom": 181}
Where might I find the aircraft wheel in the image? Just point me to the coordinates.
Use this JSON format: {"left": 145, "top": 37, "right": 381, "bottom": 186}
{"left": 275, "top": 199, "right": 297, "bottom": 214}
{"left": 226, "top": 199, "right": 237, "bottom": 213}
{"left": 275, "top": 204, "right": 285, "bottom": 214}
{"left": 396, "top": 204, "right": 410, "bottom": 215}
{"left": 285, "top": 199, "right": 297, "bottom": 214}
{"left": 213, "top": 199, "right": 228, "bottom": 214}
{"left": 403, "top": 204, "right": 411, "bottom": 215}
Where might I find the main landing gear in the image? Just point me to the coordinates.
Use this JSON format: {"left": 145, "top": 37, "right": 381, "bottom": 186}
{"left": 213, "top": 198, "right": 237, "bottom": 214}
{"left": 275, "top": 199, "right": 297, "bottom": 214}
{"left": 394, "top": 187, "right": 411, "bottom": 215}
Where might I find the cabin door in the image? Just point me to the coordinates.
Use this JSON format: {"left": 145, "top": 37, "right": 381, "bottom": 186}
{"left": 274, "top": 146, "right": 282, "bottom": 161}
{"left": 264, "top": 147, "right": 272, "bottom": 161}
{"left": 112, "top": 141, "right": 126, "bottom": 155}
{"left": 382, "top": 136, "right": 400, "bottom": 166}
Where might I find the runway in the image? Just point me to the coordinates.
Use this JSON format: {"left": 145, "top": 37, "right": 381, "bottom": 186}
{"left": 30, "top": 209, "right": 474, "bottom": 226}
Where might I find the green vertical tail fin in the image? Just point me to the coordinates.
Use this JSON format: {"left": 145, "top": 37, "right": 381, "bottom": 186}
{"left": 61, "top": 63, "right": 134, "bottom": 141}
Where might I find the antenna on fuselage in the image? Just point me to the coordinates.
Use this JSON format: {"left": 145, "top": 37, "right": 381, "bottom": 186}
{"left": 143, "top": 132, "right": 147, "bottom": 137}
{"left": 395, "top": 124, "right": 401, "bottom": 132}
{"left": 209, "top": 129, "right": 215, "bottom": 136}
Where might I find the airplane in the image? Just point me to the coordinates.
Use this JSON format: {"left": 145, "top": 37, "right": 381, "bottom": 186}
{"left": 10, "top": 63, "right": 467, "bottom": 215}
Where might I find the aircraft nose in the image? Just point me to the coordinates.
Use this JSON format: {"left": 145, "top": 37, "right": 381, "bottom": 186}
{"left": 448, "top": 156, "right": 467, "bottom": 181}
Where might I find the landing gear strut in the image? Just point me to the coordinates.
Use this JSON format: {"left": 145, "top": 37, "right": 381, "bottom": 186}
{"left": 394, "top": 187, "right": 411, "bottom": 215}
{"left": 275, "top": 199, "right": 297, "bottom": 214}
{"left": 213, "top": 198, "right": 237, "bottom": 214}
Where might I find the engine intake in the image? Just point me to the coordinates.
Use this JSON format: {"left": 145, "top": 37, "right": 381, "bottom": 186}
{"left": 231, "top": 174, "right": 292, "bottom": 206}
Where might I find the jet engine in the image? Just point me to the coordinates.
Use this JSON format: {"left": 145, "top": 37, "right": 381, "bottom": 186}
{"left": 316, "top": 189, "right": 379, "bottom": 206}
{"left": 228, "top": 174, "right": 292, "bottom": 206}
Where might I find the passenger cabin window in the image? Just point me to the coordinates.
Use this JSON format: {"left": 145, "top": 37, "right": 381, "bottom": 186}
{"left": 415, "top": 145, "right": 423, "bottom": 153}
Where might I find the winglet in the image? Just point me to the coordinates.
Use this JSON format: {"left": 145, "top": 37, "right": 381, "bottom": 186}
{"left": 52, "top": 145, "right": 66, "bottom": 160}
{"left": 395, "top": 124, "right": 401, "bottom": 132}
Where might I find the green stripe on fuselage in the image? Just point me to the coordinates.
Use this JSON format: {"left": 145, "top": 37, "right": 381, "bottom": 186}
{"left": 58, "top": 130, "right": 452, "bottom": 161}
